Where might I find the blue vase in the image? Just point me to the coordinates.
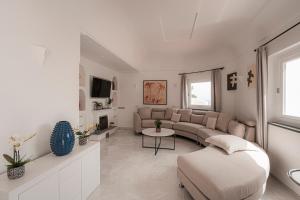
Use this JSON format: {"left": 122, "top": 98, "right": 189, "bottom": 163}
{"left": 50, "top": 121, "right": 75, "bottom": 156}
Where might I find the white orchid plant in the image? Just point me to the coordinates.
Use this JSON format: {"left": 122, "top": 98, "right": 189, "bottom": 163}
{"left": 3, "top": 133, "right": 36, "bottom": 169}
{"left": 74, "top": 125, "right": 95, "bottom": 139}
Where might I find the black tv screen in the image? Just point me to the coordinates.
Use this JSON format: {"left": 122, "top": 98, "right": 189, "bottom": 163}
{"left": 91, "top": 77, "right": 111, "bottom": 98}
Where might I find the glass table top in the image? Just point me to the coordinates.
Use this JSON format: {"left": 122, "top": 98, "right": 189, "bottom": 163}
{"left": 288, "top": 169, "right": 300, "bottom": 186}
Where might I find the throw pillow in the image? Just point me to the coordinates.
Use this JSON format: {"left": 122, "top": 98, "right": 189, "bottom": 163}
{"left": 205, "top": 135, "right": 258, "bottom": 154}
{"left": 206, "top": 117, "right": 217, "bottom": 130}
{"left": 228, "top": 120, "right": 246, "bottom": 138}
{"left": 165, "top": 108, "right": 178, "bottom": 120}
{"left": 171, "top": 113, "right": 181, "bottom": 123}
{"left": 152, "top": 111, "right": 165, "bottom": 120}
{"left": 178, "top": 109, "right": 192, "bottom": 122}
{"left": 190, "top": 114, "right": 204, "bottom": 124}
{"left": 216, "top": 113, "right": 233, "bottom": 132}
{"left": 138, "top": 107, "right": 152, "bottom": 119}
{"left": 202, "top": 112, "right": 219, "bottom": 125}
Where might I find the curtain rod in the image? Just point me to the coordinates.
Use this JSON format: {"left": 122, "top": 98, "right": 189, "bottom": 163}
{"left": 254, "top": 21, "right": 300, "bottom": 52}
{"left": 178, "top": 67, "right": 224, "bottom": 75}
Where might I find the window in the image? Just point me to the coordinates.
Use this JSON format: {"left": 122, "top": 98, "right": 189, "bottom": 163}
{"left": 187, "top": 72, "right": 212, "bottom": 110}
{"left": 190, "top": 82, "right": 211, "bottom": 107}
{"left": 283, "top": 57, "right": 300, "bottom": 118}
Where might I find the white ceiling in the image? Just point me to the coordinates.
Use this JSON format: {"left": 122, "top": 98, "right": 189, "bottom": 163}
{"left": 80, "top": 34, "right": 137, "bottom": 72}
{"left": 81, "top": 0, "right": 300, "bottom": 71}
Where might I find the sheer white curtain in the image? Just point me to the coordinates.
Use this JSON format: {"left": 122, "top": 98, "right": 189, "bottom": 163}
{"left": 256, "top": 46, "right": 268, "bottom": 150}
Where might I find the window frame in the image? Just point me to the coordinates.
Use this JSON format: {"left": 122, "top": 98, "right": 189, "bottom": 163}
{"left": 187, "top": 72, "right": 213, "bottom": 110}
{"left": 280, "top": 53, "right": 300, "bottom": 120}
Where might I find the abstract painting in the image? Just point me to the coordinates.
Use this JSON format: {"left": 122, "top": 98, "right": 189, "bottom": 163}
{"left": 143, "top": 80, "right": 167, "bottom": 105}
{"left": 227, "top": 72, "right": 238, "bottom": 90}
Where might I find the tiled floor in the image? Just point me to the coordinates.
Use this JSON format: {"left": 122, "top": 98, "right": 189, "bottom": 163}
{"left": 89, "top": 129, "right": 300, "bottom": 200}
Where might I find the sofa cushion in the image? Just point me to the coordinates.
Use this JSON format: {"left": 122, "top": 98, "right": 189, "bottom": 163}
{"left": 178, "top": 109, "right": 192, "bottom": 122}
{"left": 152, "top": 108, "right": 166, "bottom": 112}
{"left": 165, "top": 108, "right": 178, "bottom": 120}
{"left": 205, "top": 135, "right": 259, "bottom": 154}
{"left": 171, "top": 113, "right": 181, "bottom": 122}
{"left": 216, "top": 113, "right": 233, "bottom": 132}
{"left": 138, "top": 107, "right": 152, "bottom": 120}
{"left": 161, "top": 120, "right": 174, "bottom": 129}
{"left": 151, "top": 111, "right": 165, "bottom": 120}
{"left": 190, "top": 114, "right": 204, "bottom": 124}
{"left": 197, "top": 128, "right": 226, "bottom": 140}
{"left": 206, "top": 117, "right": 217, "bottom": 130}
{"left": 173, "top": 122, "right": 204, "bottom": 134}
{"left": 141, "top": 119, "right": 155, "bottom": 128}
{"left": 228, "top": 120, "right": 246, "bottom": 138}
{"left": 202, "top": 111, "right": 219, "bottom": 125}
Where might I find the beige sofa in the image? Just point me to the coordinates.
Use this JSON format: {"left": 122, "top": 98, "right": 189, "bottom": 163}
{"left": 134, "top": 107, "right": 255, "bottom": 146}
{"left": 177, "top": 144, "right": 269, "bottom": 200}
{"left": 134, "top": 107, "right": 266, "bottom": 200}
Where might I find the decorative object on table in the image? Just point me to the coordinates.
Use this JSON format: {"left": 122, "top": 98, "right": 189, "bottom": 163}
{"left": 247, "top": 64, "right": 256, "bottom": 88}
{"left": 143, "top": 80, "right": 167, "bottom": 105}
{"left": 107, "top": 98, "right": 113, "bottom": 105}
{"left": 109, "top": 122, "right": 115, "bottom": 127}
{"left": 50, "top": 121, "right": 75, "bottom": 156}
{"left": 3, "top": 133, "right": 36, "bottom": 179}
{"left": 74, "top": 125, "right": 95, "bottom": 146}
{"left": 106, "top": 98, "right": 113, "bottom": 107}
{"left": 227, "top": 72, "right": 238, "bottom": 90}
{"left": 154, "top": 119, "right": 162, "bottom": 133}
{"left": 93, "top": 101, "right": 103, "bottom": 110}
{"left": 112, "top": 76, "right": 118, "bottom": 90}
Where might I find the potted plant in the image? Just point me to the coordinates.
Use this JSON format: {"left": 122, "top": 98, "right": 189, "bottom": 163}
{"left": 3, "top": 133, "right": 36, "bottom": 180}
{"left": 74, "top": 125, "right": 95, "bottom": 146}
{"left": 154, "top": 119, "right": 162, "bottom": 133}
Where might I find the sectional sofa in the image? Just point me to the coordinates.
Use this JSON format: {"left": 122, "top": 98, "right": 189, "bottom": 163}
{"left": 134, "top": 107, "right": 256, "bottom": 146}
{"left": 134, "top": 107, "right": 269, "bottom": 200}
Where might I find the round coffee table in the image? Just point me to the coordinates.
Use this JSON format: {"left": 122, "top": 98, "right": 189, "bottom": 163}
{"left": 288, "top": 169, "right": 300, "bottom": 186}
{"left": 142, "top": 128, "right": 175, "bottom": 155}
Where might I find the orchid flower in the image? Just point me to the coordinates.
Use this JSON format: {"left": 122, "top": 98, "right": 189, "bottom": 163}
{"left": 9, "top": 133, "right": 36, "bottom": 151}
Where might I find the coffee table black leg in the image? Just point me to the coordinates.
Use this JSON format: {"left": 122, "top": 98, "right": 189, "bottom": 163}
{"left": 173, "top": 135, "right": 176, "bottom": 150}
{"left": 154, "top": 137, "right": 162, "bottom": 155}
{"left": 142, "top": 135, "right": 175, "bottom": 155}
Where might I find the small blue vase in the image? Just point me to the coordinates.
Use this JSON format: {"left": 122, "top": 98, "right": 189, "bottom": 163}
{"left": 50, "top": 121, "right": 75, "bottom": 156}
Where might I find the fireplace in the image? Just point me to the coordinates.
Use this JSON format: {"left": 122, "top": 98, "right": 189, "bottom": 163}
{"left": 98, "top": 115, "right": 108, "bottom": 131}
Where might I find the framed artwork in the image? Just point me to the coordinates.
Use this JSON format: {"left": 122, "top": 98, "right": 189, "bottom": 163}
{"left": 247, "top": 64, "right": 256, "bottom": 88}
{"left": 227, "top": 72, "right": 238, "bottom": 90}
{"left": 143, "top": 80, "right": 167, "bottom": 105}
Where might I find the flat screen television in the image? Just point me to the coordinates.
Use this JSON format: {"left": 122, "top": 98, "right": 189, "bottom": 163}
{"left": 91, "top": 77, "right": 111, "bottom": 98}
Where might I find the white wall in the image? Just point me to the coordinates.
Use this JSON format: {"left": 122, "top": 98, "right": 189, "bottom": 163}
{"left": 233, "top": 53, "right": 257, "bottom": 121}
{"left": 118, "top": 62, "right": 236, "bottom": 128}
{"left": 233, "top": 24, "right": 300, "bottom": 194}
{"left": 80, "top": 57, "right": 119, "bottom": 127}
{"left": 268, "top": 124, "right": 300, "bottom": 195}
{"left": 234, "top": 25, "right": 300, "bottom": 121}
{"left": 118, "top": 70, "right": 180, "bottom": 128}
{"left": 0, "top": 1, "right": 80, "bottom": 173}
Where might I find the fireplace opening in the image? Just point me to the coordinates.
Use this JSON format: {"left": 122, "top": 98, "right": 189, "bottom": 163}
{"left": 98, "top": 115, "right": 108, "bottom": 131}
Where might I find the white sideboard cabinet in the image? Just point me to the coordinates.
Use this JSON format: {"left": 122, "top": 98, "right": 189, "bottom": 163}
{"left": 0, "top": 142, "right": 100, "bottom": 200}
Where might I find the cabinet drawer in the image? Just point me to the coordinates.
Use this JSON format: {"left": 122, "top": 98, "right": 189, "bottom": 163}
{"left": 82, "top": 147, "right": 100, "bottom": 199}
{"left": 59, "top": 159, "right": 81, "bottom": 200}
{"left": 19, "top": 175, "right": 59, "bottom": 200}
